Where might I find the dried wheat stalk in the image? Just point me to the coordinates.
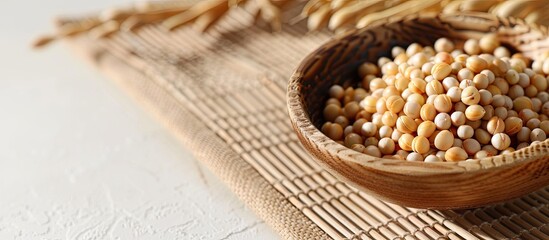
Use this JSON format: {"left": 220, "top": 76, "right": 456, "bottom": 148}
{"left": 33, "top": 0, "right": 549, "bottom": 49}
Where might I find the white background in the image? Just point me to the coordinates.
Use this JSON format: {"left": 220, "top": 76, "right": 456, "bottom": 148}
{"left": 0, "top": 0, "right": 277, "bottom": 239}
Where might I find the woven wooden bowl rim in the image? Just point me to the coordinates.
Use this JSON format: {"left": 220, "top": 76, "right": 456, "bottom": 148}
{"left": 288, "top": 12, "right": 549, "bottom": 208}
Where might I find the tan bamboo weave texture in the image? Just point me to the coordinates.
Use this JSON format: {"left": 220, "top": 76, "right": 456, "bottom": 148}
{"left": 65, "top": 9, "right": 549, "bottom": 240}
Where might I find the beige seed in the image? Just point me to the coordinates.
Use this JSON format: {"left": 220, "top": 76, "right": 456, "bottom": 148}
{"left": 540, "top": 120, "right": 549, "bottom": 134}
{"left": 412, "top": 136, "right": 430, "bottom": 154}
{"left": 358, "top": 62, "right": 378, "bottom": 78}
{"left": 398, "top": 133, "right": 414, "bottom": 151}
{"left": 424, "top": 155, "right": 442, "bottom": 162}
{"left": 464, "top": 39, "right": 480, "bottom": 55}
{"left": 481, "top": 69, "right": 495, "bottom": 83}
{"left": 391, "top": 46, "right": 405, "bottom": 58}
{"left": 434, "top": 94, "right": 453, "bottom": 113}
{"left": 425, "top": 95, "right": 436, "bottom": 105}
{"left": 417, "top": 121, "right": 437, "bottom": 138}
{"left": 431, "top": 62, "right": 452, "bottom": 80}
{"left": 434, "top": 113, "right": 452, "bottom": 130}
{"left": 435, "top": 151, "right": 446, "bottom": 161}
{"left": 361, "top": 96, "right": 378, "bottom": 113}
{"left": 457, "top": 125, "right": 474, "bottom": 139}
{"left": 532, "top": 98, "right": 542, "bottom": 113}
{"left": 381, "top": 62, "right": 398, "bottom": 75}
{"left": 372, "top": 113, "right": 383, "bottom": 127}
{"left": 494, "top": 78, "right": 510, "bottom": 95}
{"left": 504, "top": 95, "right": 513, "bottom": 109}
{"left": 406, "top": 152, "right": 424, "bottom": 162}
{"left": 406, "top": 43, "right": 423, "bottom": 57}
{"left": 407, "top": 93, "right": 425, "bottom": 105}
{"left": 425, "top": 80, "right": 444, "bottom": 96}
{"left": 324, "top": 104, "right": 341, "bottom": 122}
{"left": 351, "top": 144, "right": 366, "bottom": 153}
{"left": 396, "top": 116, "right": 418, "bottom": 134}
{"left": 479, "top": 33, "right": 500, "bottom": 53}
{"left": 517, "top": 127, "right": 531, "bottom": 142}
{"left": 457, "top": 68, "right": 474, "bottom": 81}
{"left": 530, "top": 128, "right": 547, "bottom": 142}
{"left": 385, "top": 95, "right": 405, "bottom": 113}
{"left": 505, "top": 69, "right": 519, "bottom": 85}
{"left": 408, "top": 78, "right": 427, "bottom": 94}
{"left": 516, "top": 142, "right": 530, "bottom": 150}
{"left": 474, "top": 150, "right": 490, "bottom": 159}
{"left": 334, "top": 115, "right": 349, "bottom": 128}
{"left": 508, "top": 110, "right": 519, "bottom": 118}
{"left": 434, "top": 130, "right": 454, "bottom": 151}
{"left": 463, "top": 139, "right": 481, "bottom": 155}
{"left": 343, "top": 102, "right": 360, "bottom": 120}
{"left": 434, "top": 38, "right": 454, "bottom": 53}
{"left": 420, "top": 103, "right": 437, "bottom": 121}
{"left": 369, "top": 78, "right": 387, "bottom": 91}
{"left": 378, "top": 126, "right": 393, "bottom": 139}
{"left": 459, "top": 79, "right": 475, "bottom": 90}
{"left": 491, "top": 133, "right": 511, "bottom": 150}
{"left": 344, "top": 126, "right": 353, "bottom": 136}
{"left": 364, "top": 137, "right": 379, "bottom": 147}
{"left": 322, "top": 122, "right": 343, "bottom": 140}
{"left": 394, "top": 76, "right": 410, "bottom": 91}
{"left": 403, "top": 101, "right": 421, "bottom": 119}
{"left": 382, "top": 111, "right": 398, "bottom": 127}
{"left": 451, "top": 111, "right": 466, "bottom": 126}
{"left": 487, "top": 116, "right": 505, "bottom": 134}
{"left": 465, "top": 105, "right": 485, "bottom": 121}
{"left": 451, "top": 62, "right": 463, "bottom": 74}
{"left": 326, "top": 98, "right": 341, "bottom": 107}
{"left": 422, "top": 62, "right": 434, "bottom": 75}
{"left": 508, "top": 85, "right": 525, "bottom": 100}
{"left": 445, "top": 147, "right": 468, "bottom": 161}
{"left": 395, "top": 150, "right": 409, "bottom": 160}
{"left": 452, "top": 104, "right": 465, "bottom": 116}
{"left": 442, "top": 77, "right": 460, "bottom": 91}
{"left": 504, "top": 117, "right": 523, "bottom": 135}
{"left": 364, "top": 145, "right": 382, "bottom": 157}
{"left": 492, "top": 95, "right": 505, "bottom": 108}
{"left": 461, "top": 86, "right": 481, "bottom": 105}
{"left": 466, "top": 56, "right": 488, "bottom": 73}
{"left": 378, "top": 137, "right": 396, "bottom": 155}
{"left": 473, "top": 73, "right": 489, "bottom": 89}
{"left": 446, "top": 87, "right": 462, "bottom": 102}
{"left": 478, "top": 89, "right": 493, "bottom": 106}
{"left": 466, "top": 119, "right": 482, "bottom": 129}
{"left": 475, "top": 128, "right": 492, "bottom": 145}
{"left": 486, "top": 85, "right": 502, "bottom": 96}
{"left": 408, "top": 53, "right": 428, "bottom": 67}
{"left": 434, "top": 52, "right": 454, "bottom": 64}
{"left": 482, "top": 145, "right": 498, "bottom": 156}
{"left": 494, "top": 46, "right": 510, "bottom": 58}
{"left": 329, "top": 85, "right": 345, "bottom": 99}
{"left": 482, "top": 105, "right": 494, "bottom": 122}
{"left": 526, "top": 118, "right": 541, "bottom": 129}
{"left": 532, "top": 74, "right": 548, "bottom": 92}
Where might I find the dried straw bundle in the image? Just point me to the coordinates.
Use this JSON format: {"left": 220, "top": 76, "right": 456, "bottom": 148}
{"left": 34, "top": 0, "right": 549, "bottom": 48}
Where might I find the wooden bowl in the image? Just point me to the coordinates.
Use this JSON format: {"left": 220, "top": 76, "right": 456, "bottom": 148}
{"left": 287, "top": 12, "right": 549, "bottom": 209}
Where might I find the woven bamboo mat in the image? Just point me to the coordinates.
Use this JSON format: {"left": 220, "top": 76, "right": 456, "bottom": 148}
{"left": 64, "top": 7, "right": 549, "bottom": 240}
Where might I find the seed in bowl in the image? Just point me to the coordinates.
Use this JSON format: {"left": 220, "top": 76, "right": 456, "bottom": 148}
{"left": 322, "top": 34, "right": 549, "bottom": 161}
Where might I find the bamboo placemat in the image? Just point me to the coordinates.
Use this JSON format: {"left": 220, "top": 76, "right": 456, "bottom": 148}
{"left": 62, "top": 8, "right": 549, "bottom": 240}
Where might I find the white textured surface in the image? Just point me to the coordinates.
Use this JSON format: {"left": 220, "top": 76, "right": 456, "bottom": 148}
{"left": 0, "top": 0, "right": 277, "bottom": 239}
